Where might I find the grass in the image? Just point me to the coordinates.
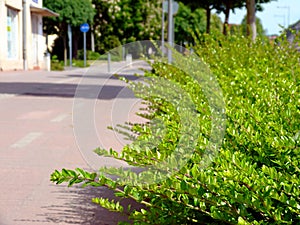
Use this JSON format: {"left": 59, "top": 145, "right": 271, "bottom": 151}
{"left": 51, "top": 59, "right": 91, "bottom": 71}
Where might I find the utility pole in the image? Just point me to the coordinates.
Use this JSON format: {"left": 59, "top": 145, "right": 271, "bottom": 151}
{"left": 277, "top": 6, "right": 290, "bottom": 27}
{"left": 167, "top": 0, "right": 173, "bottom": 63}
{"left": 22, "top": 0, "right": 28, "bottom": 70}
{"left": 274, "top": 14, "right": 286, "bottom": 28}
{"left": 91, "top": 27, "right": 95, "bottom": 52}
{"left": 68, "top": 24, "right": 72, "bottom": 67}
{"left": 161, "top": 1, "right": 168, "bottom": 57}
{"left": 162, "top": 1, "right": 165, "bottom": 57}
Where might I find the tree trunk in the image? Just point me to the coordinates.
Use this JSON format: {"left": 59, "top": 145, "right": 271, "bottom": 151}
{"left": 246, "top": 0, "right": 257, "bottom": 41}
{"left": 72, "top": 29, "right": 80, "bottom": 59}
{"left": 223, "top": 0, "right": 231, "bottom": 35}
{"left": 91, "top": 28, "right": 95, "bottom": 52}
{"left": 60, "top": 23, "right": 67, "bottom": 66}
{"left": 206, "top": 6, "right": 211, "bottom": 34}
{"left": 63, "top": 34, "right": 67, "bottom": 66}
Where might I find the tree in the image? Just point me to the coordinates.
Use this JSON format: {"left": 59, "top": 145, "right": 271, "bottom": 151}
{"left": 210, "top": 13, "right": 223, "bottom": 33}
{"left": 246, "top": 0, "right": 275, "bottom": 40}
{"left": 174, "top": 3, "right": 222, "bottom": 44}
{"left": 179, "top": 0, "right": 220, "bottom": 34}
{"left": 215, "top": 0, "right": 245, "bottom": 35}
{"left": 112, "top": 0, "right": 161, "bottom": 43}
{"left": 174, "top": 3, "right": 206, "bottom": 45}
{"left": 216, "top": 0, "right": 275, "bottom": 36}
{"left": 228, "top": 15, "right": 266, "bottom": 38}
{"left": 246, "top": 0, "right": 256, "bottom": 40}
{"left": 91, "top": 0, "right": 118, "bottom": 53}
{"left": 43, "top": 0, "right": 95, "bottom": 64}
{"left": 179, "top": 0, "right": 245, "bottom": 35}
{"left": 241, "top": 15, "right": 266, "bottom": 38}
{"left": 91, "top": 0, "right": 161, "bottom": 53}
{"left": 179, "top": 0, "right": 275, "bottom": 37}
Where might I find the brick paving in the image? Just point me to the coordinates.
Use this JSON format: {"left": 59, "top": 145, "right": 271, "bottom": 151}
{"left": 0, "top": 61, "right": 148, "bottom": 225}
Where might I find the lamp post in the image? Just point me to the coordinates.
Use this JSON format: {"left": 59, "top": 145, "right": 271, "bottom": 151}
{"left": 162, "top": 1, "right": 168, "bottom": 57}
{"left": 68, "top": 24, "right": 72, "bottom": 68}
{"left": 277, "top": 6, "right": 290, "bottom": 27}
{"left": 22, "top": 0, "right": 28, "bottom": 70}
{"left": 167, "top": 0, "right": 173, "bottom": 63}
{"left": 166, "top": 0, "right": 179, "bottom": 63}
{"left": 274, "top": 14, "right": 286, "bottom": 28}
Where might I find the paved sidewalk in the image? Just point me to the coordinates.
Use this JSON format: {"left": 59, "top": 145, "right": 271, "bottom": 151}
{"left": 0, "top": 61, "right": 148, "bottom": 225}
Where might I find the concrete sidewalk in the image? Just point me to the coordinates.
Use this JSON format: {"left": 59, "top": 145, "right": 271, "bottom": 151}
{"left": 0, "top": 61, "right": 148, "bottom": 225}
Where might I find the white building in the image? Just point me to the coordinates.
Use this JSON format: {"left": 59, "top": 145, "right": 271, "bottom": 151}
{"left": 0, "top": 0, "right": 58, "bottom": 71}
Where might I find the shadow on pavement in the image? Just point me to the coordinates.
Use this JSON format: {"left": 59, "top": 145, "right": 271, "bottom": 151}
{"left": 0, "top": 82, "right": 135, "bottom": 100}
{"left": 67, "top": 74, "right": 141, "bottom": 82}
{"left": 15, "top": 185, "right": 143, "bottom": 225}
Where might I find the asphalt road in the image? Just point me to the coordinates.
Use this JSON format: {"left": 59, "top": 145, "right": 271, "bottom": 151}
{"left": 0, "top": 61, "right": 148, "bottom": 225}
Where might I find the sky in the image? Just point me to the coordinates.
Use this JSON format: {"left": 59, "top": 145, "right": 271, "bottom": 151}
{"left": 215, "top": 0, "right": 300, "bottom": 35}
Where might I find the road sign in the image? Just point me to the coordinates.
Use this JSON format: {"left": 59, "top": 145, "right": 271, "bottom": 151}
{"left": 80, "top": 23, "right": 90, "bottom": 67}
{"left": 163, "top": 0, "right": 179, "bottom": 14}
{"left": 80, "top": 23, "right": 90, "bottom": 33}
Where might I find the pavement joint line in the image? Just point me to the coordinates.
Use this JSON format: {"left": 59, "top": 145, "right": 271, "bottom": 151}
{"left": 51, "top": 113, "right": 69, "bottom": 122}
{"left": 0, "top": 93, "right": 17, "bottom": 99}
{"left": 10, "top": 132, "right": 43, "bottom": 148}
{"left": 54, "top": 77, "right": 79, "bottom": 84}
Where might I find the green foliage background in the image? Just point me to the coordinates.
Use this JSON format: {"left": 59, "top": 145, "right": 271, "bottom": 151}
{"left": 44, "top": 0, "right": 95, "bottom": 31}
{"left": 92, "top": 0, "right": 161, "bottom": 52}
{"left": 241, "top": 16, "right": 266, "bottom": 37}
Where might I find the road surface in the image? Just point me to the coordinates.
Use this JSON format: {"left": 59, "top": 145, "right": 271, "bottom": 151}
{"left": 0, "top": 60, "right": 149, "bottom": 225}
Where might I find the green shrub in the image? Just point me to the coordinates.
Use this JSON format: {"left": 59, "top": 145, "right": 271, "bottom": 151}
{"left": 98, "top": 53, "right": 123, "bottom": 62}
{"left": 77, "top": 50, "right": 101, "bottom": 60}
{"left": 51, "top": 34, "right": 300, "bottom": 224}
{"left": 51, "top": 61, "right": 64, "bottom": 71}
{"left": 70, "top": 59, "right": 90, "bottom": 68}
{"left": 50, "top": 55, "right": 64, "bottom": 71}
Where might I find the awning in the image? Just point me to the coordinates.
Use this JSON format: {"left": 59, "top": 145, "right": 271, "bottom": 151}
{"left": 30, "top": 5, "right": 59, "bottom": 17}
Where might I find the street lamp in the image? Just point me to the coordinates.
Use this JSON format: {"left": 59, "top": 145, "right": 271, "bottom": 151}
{"left": 277, "top": 6, "right": 290, "bottom": 27}
{"left": 22, "top": 0, "right": 28, "bottom": 70}
{"left": 274, "top": 14, "right": 286, "bottom": 28}
{"left": 167, "top": 0, "right": 173, "bottom": 63}
{"left": 167, "top": 0, "right": 178, "bottom": 63}
{"left": 161, "top": 1, "right": 168, "bottom": 57}
{"left": 161, "top": 0, "right": 179, "bottom": 60}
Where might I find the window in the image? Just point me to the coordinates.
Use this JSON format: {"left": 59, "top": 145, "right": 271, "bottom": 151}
{"left": 7, "top": 7, "right": 18, "bottom": 59}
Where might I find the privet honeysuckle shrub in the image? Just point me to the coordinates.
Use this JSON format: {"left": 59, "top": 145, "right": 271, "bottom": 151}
{"left": 51, "top": 34, "right": 300, "bottom": 224}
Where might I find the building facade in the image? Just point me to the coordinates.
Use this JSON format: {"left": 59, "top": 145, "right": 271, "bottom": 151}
{"left": 0, "top": 0, "right": 57, "bottom": 71}
{"left": 287, "top": 20, "right": 300, "bottom": 51}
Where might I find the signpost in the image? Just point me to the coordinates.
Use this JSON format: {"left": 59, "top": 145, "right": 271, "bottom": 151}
{"left": 80, "top": 23, "right": 90, "bottom": 67}
{"left": 68, "top": 24, "right": 72, "bottom": 67}
{"left": 162, "top": 1, "right": 168, "bottom": 56}
{"left": 162, "top": 0, "right": 178, "bottom": 58}
{"left": 167, "top": 0, "right": 178, "bottom": 63}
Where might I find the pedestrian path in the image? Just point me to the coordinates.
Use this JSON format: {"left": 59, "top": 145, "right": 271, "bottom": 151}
{"left": 0, "top": 60, "right": 150, "bottom": 225}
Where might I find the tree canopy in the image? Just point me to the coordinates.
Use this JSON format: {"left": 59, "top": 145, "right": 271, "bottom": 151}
{"left": 44, "top": 0, "right": 95, "bottom": 62}
{"left": 178, "top": 0, "right": 275, "bottom": 38}
{"left": 91, "top": 0, "right": 161, "bottom": 53}
{"left": 43, "top": 0, "right": 278, "bottom": 59}
{"left": 178, "top": 0, "right": 244, "bottom": 34}
{"left": 174, "top": 2, "right": 206, "bottom": 44}
{"left": 44, "top": 0, "right": 95, "bottom": 28}
{"left": 174, "top": 2, "right": 223, "bottom": 44}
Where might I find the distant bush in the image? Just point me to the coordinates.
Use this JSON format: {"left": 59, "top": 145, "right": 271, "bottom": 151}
{"left": 77, "top": 50, "right": 101, "bottom": 60}
{"left": 51, "top": 34, "right": 300, "bottom": 224}
{"left": 98, "top": 53, "right": 122, "bottom": 62}
{"left": 51, "top": 55, "right": 64, "bottom": 71}
{"left": 69, "top": 59, "right": 90, "bottom": 68}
